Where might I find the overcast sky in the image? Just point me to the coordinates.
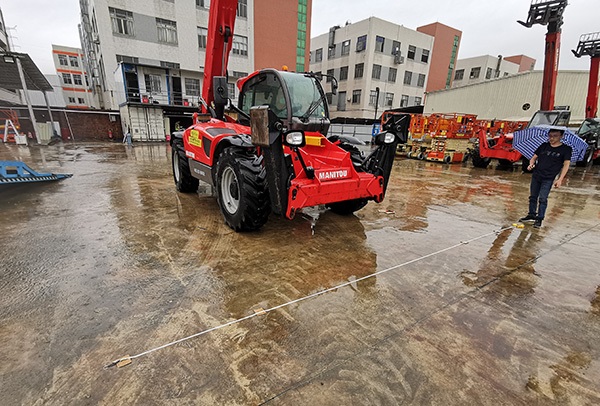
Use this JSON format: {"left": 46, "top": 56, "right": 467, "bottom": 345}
{"left": 1, "top": 0, "right": 596, "bottom": 74}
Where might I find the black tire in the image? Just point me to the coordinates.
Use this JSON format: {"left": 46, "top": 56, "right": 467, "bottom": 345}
{"left": 338, "top": 142, "right": 365, "bottom": 171}
{"left": 172, "top": 139, "right": 199, "bottom": 193}
{"left": 215, "top": 147, "right": 270, "bottom": 231}
{"left": 521, "top": 157, "right": 532, "bottom": 173}
{"left": 327, "top": 198, "right": 368, "bottom": 215}
{"left": 576, "top": 144, "right": 595, "bottom": 167}
{"left": 471, "top": 147, "right": 491, "bottom": 168}
{"left": 498, "top": 159, "right": 513, "bottom": 168}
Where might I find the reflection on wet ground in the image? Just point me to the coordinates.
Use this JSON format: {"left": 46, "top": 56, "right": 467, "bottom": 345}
{"left": 1, "top": 142, "right": 599, "bottom": 404}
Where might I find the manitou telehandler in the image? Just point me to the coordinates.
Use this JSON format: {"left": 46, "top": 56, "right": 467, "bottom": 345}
{"left": 170, "top": 0, "right": 409, "bottom": 231}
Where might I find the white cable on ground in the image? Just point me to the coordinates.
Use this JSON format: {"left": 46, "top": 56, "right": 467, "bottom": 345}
{"left": 104, "top": 226, "right": 511, "bottom": 368}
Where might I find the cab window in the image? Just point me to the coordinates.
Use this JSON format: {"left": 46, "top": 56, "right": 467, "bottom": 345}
{"left": 239, "top": 73, "right": 288, "bottom": 118}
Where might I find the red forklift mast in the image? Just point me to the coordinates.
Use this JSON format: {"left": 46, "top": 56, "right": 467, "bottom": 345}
{"left": 201, "top": 0, "right": 238, "bottom": 116}
{"left": 518, "top": 0, "right": 568, "bottom": 111}
{"left": 572, "top": 32, "right": 600, "bottom": 119}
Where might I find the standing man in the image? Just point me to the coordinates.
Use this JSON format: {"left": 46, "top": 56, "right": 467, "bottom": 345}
{"left": 519, "top": 128, "right": 572, "bottom": 228}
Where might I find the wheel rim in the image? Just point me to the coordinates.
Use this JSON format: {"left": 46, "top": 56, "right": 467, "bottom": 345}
{"left": 173, "top": 152, "right": 181, "bottom": 182}
{"left": 221, "top": 166, "right": 240, "bottom": 214}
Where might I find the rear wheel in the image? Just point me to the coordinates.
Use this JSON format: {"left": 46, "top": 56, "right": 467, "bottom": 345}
{"left": 215, "top": 147, "right": 270, "bottom": 231}
{"left": 471, "top": 147, "right": 491, "bottom": 168}
{"left": 172, "top": 139, "right": 199, "bottom": 193}
{"left": 327, "top": 198, "right": 368, "bottom": 215}
{"left": 576, "top": 143, "right": 595, "bottom": 167}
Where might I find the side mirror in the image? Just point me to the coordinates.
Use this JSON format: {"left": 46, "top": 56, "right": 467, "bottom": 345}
{"left": 331, "top": 77, "right": 338, "bottom": 95}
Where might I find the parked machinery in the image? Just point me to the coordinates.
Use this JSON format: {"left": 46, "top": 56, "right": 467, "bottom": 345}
{"left": 572, "top": 31, "right": 600, "bottom": 166}
{"left": 170, "top": 0, "right": 409, "bottom": 231}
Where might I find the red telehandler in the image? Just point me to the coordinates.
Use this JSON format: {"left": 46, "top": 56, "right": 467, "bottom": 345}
{"left": 170, "top": 0, "right": 409, "bottom": 231}
{"left": 572, "top": 31, "right": 600, "bottom": 166}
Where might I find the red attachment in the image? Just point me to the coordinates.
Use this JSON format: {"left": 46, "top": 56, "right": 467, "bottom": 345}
{"left": 201, "top": 0, "right": 238, "bottom": 111}
{"left": 586, "top": 57, "right": 600, "bottom": 118}
{"left": 541, "top": 31, "right": 560, "bottom": 111}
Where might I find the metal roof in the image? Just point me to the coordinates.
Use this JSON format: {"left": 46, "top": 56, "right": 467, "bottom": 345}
{"left": 0, "top": 52, "right": 53, "bottom": 92}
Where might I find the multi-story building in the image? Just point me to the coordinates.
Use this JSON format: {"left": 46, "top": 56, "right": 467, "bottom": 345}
{"left": 52, "top": 45, "right": 97, "bottom": 109}
{"left": 416, "top": 22, "right": 461, "bottom": 92}
{"left": 79, "top": 0, "right": 311, "bottom": 141}
{"left": 309, "top": 17, "right": 433, "bottom": 119}
{"left": 452, "top": 54, "right": 536, "bottom": 88}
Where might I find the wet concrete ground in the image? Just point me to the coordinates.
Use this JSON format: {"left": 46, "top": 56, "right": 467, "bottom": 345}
{"left": 1, "top": 141, "right": 599, "bottom": 405}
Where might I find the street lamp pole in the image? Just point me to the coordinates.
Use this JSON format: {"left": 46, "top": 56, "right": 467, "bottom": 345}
{"left": 374, "top": 86, "right": 380, "bottom": 120}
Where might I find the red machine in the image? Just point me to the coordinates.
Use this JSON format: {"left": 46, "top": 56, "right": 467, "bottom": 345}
{"left": 170, "top": 0, "right": 409, "bottom": 231}
{"left": 471, "top": 0, "right": 570, "bottom": 169}
{"left": 572, "top": 32, "right": 600, "bottom": 165}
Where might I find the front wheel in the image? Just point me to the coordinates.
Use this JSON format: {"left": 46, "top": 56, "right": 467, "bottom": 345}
{"left": 172, "top": 139, "right": 199, "bottom": 193}
{"left": 327, "top": 198, "right": 368, "bottom": 215}
{"left": 471, "top": 147, "right": 491, "bottom": 168}
{"left": 215, "top": 147, "right": 270, "bottom": 231}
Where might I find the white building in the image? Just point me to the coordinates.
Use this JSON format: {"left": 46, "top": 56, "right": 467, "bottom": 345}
{"left": 452, "top": 55, "right": 521, "bottom": 88}
{"left": 52, "top": 45, "right": 98, "bottom": 109}
{"left": 79, "top": 0, "right": 254, "bottom": 140}
{"left": 424, "top": 70, "right": 595, "bottom": 123}
{"left": 310, "top": 17, "right": 433, "bottom": 119}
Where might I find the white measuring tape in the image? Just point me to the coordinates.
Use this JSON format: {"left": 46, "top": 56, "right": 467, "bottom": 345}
{"left": 105, "top": 226, "right": 512, "bottom": 368}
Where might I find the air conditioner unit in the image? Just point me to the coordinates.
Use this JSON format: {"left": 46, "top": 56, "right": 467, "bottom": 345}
{"left": 92, "top": 32, "right": 100, "bottom": 44}
{"left": 394, "top": 53, "right": 404, "bottom": 65}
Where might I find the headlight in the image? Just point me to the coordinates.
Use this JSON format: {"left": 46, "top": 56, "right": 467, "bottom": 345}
{"left": 383, "top": 132, "right": 396, "bottom": 144}
{"left": 284, "top": 131, "right": 305, "bottom": 147}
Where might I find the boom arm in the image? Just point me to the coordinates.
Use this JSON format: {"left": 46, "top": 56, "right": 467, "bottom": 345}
{"left": 572, "top": 32, "right": 600, "bottom": 119}
{"left": 201, "top": 0, "right": 239, "bottom": 112}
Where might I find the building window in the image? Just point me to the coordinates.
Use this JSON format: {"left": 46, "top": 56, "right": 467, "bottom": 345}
{"left": 354, "top": 63, "right": 364, "bottom": 79}
{"left": 421, "top": 49, "right": 429, "bottom": 63}
{"left": 372, "top": 64, "right": 382, "bottom": 80}
{"left": 145, "top": 74, "right": 162, "bottom": 94}
{"left": 391, "top": 40, "right": 401, "bottom": 56}
{"left": 68, "top": 97, "right": 76, "bottom": 103}
{"left": 375, "top": 35, "right": 385, "bottom": 52}
{"left": 233, "top": 35, "right": 248, "bottom": 56}
{"left": 454, "top": 69, "right": 464, "bottom": 81}
{"left": 486, "top": 67, "right": 493, "bottom": 79}
{"left": 78, "top": 97, "right": 85, "bottom": 104}
{"left": 337, "top": 91, "right": 346, "bottom": 111}
{"left": 326, "top": 68, "right": 334, "bottom": 82}
{"left": 227, "top": 83, "right": 236, "bottom": 99}
{"left": 156, "top": 18, "right": 177, "bottom": 44}
{"left": 400, "top": 94, "right": 409, "bottom": 107}
{"left": 69, "top": 56, "right": 79, "bottom": 67}
{"left": 470, "top": 67, "right": 481, "bottom": 79}
{"left": 58, "top": 54, "right": 68, "bottom": 66}
{"left": 237, "top": 0, "right": 247, "bottom": 17}
{"left": 369, "top": 89, "right": 378, "bottom": 106}
{"left": 197, "top": 27, "right": 208, "bottom": 49}
{"left": 185, "top": 78, "right": 200, "bottom": 96}
{"left": 196, "top": 0, "right": 209, "bottom": 8}
{"left": 341, "top": 40, "right": 350, "bottom": 56}
{"left": 62, "top": 73, "right": 72, "bottom": 85}
{"left": 403, "top": 70, "right": 412, "bottom": 85}
{"left": 356, "top": 35, "right": 367, "bottom": 52}
{"left": 417, "top": 73, "right": 426, "bottom": 87}
{"left": 315, "top": 48, "right": 323, "bottom": 62}
{"left": 325, "top": 92, "right": 333, "bottom": 105}
{"left": 328, "top": 45, "right": 336, "bottom": 59}
{"left": 385, "top": 92, "right": 394, "bottom": 107}
{"left": 232, "top": 71, "right": 248, "bottom": 78}
{"left": 407, "top": 45, "right": 416, "bottom": 60}
{"left": 339, "top": 66, "right": 348, "bottom": 81}
{"left": 414, "top": 96, "right": 422, "bottom": 105}
{"left": 352, "top": 89, "right": 361, "bottom": 104}
{"left": 109, "top": 7, "right": 134, "bottom": 36}
{"left": 388, "top": 67, "right": 397, "bottom": 82}
{"left": 73, "top": 74, "right": 83, "bottom": 85}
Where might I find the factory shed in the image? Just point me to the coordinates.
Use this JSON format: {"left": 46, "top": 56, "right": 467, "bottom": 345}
{"left": 423, "top": 70, "right": 594, "bottom": 124}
